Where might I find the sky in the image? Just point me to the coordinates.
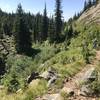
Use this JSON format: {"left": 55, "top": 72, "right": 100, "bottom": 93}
{"left": 0, "top": 0, "right": 86, "bottom": 21}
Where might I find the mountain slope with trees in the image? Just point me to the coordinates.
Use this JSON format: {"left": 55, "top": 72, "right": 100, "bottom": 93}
{"left": 0, "top": 0, "right": 100, "bottom": 100}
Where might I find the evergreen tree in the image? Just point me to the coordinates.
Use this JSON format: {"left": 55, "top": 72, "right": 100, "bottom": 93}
{"left": 2, "top": 18, "right": 11, "bottom": 35}
{"left": 41, "top": 4, "right": 48, "bottom": 41}
{"left": 0, "top": 57, "right": 6, "bottom": 75}
{"left": 89, "top": 0, "right": 92, "bottom": 7}
{"left": 96, "top": 0, "right": 99, "bottom": 4}
{"left": 55, "top": 0, "right": 63, "bottom": 42}
{"left": 14, "top": 4, "right": 32, "bottom": 54}
{"left": 84, "top": 0, "right": 87, "bottom": 11}
{"left": 33, "top": 13, "right": 42, "bottom": 42}
{"left": 83, "top": 0, "right": 95, "bottom": 11}
{"left": 48, "top": 16, "right": 55, "bottom": 43}
{"left": 73, "top": 13, "right": 78, "bottom": 20}
{"left": 93, "top": 0, "right": 96, "bottom": 5}
{"left": 67, "top": 24, "right": 73, "bottom": 39}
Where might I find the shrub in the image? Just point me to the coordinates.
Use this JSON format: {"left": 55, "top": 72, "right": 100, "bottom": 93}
{"left": 89, "top": 80, "right": 100, "bottom": 95}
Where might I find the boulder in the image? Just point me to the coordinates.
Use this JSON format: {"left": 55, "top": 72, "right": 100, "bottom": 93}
{"left": 39, "top": 71, "right": 50, "bottom": 80}
{"left": 42, "top": 94, "right": 62, "bottom": 100}
{"left": 40, "top": 68, "right": 57, "bottom": 80}
{"left": 80, "top": 85, "right": 90, "bottom": 96}
{"left": 61, "top": 87, "right": 74, "bottom": 97}
{"left": 16, "top": 89, "right": 23, "bottom": 94}
{"left": 82, "top": 67, "right": 96, "bottom": 82}
{"left": 47, "top": 76, "right": 57, "bottom": 87}
{"left": 40, "top": 68, "right": 58, "bottom": 87}
{"left": 27, "top": 72, "right": 39, "bottom": 83}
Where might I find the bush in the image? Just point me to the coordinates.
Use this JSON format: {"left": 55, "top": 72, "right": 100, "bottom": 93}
{"left": 90, "top": 80, "right": 100, "bottom": 95}
{"left": 7, "top": 77, "right": 20, "bottom": 93}
{"left": 60, "top": 91, "right": 69, "bottom": 100}
{"left": 2, "top": 55, "right": 37, "bottom": 92}
{"left": 24, "top": 80, "right": 47, "bottom": 100}
{"left": 0, "top": 57, "right": 6, "bottom": 75}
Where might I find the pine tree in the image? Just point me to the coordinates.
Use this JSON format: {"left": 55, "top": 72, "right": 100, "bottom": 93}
{"left": 93, "top": 0, "right": 96, "bottom": 5}
{"left": 0, "top": 57, "right": 6, "bottom": 75}
{"left": 14, "top": 4, "right": 32, "bottom": 54}
{"left": 73, "top": 13, "right": 78, "bottom": 20}
{"left": 2, "top": 18, "right": 11, "bottom": 35}
{"left": 55, "top": 0, "right": 63, "bottom": 42}
{"left": 84, "top": 0, "right": 87, "bottom": 11}
{"left": 42, "top": 4, "right": 48, "bottom": 41}
{"left": 34, "top": 13, "right": 42, "bottom": 42}
{"left": 67, "top": 24, "right": 73, "bottom": 39}
{"left": 88, "top": 0, "right": 92, "bottom": 8}
{"left": 48, "top": 16, "right": 55, "bottom": 43}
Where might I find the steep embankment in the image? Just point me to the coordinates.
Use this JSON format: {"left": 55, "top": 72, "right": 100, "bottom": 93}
{"left": 63, "top": 50, "right": 100, "bottom": 100}
{"left": 78, "top": 3, "right": 100, "bottom": 25}
{"left": 75, "top": 2, "right": 100, "bottom": 48}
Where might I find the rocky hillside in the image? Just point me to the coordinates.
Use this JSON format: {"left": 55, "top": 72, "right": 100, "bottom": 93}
{"left": 78, "top": 2, "right": 100, "bottom": 25}
{"left": 0, "top": 1, "right": 100, "bottom": 100}
{"left": 0, "top": 35, "right": 15, "bottom": 57}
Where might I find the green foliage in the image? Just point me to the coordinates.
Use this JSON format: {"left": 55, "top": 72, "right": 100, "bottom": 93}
{"left": 65, "top": 24, "right": 74, "bottom": 42}
{"left": 55, "top": 0, "right": 63, "bottom": 42}
{"left": 2, "top": 55, "right": 37, "bottom": 92}
{"left": 14, "top": 4, "right": 32, "bottom": 54}
{"left": 48, "top": 16, "right": 56, "bottom": 43}
{"left": 60, "top": 91, "right": 69, "bottom": 100}
{"left": 89, "top": 63, "right": 100, "bottom": 95}
{"left": 41, "top": 4, "right": 48, "bottom": 41}
{"left": 0, "top": 0, "right": 100, "bottom": 99}
{"left": 82, "top": 42, "right": 90, "bottom": 63}
{"left": 24, "top": 80, "right": 47, "bottom": 100}
{"left": 33, "top": 43, "right": 60, "bottom": 64}
{"left": 0, "top": 57, "right": 6, "bottom": 75}
{"left": 90, "top": 80, "right": 100, "bottom": 95}
{"left": 83, "top": 0, "right": 97, "bottom": 12}
{"left": 7, "top": 74, "right": 20, "bottom": 93}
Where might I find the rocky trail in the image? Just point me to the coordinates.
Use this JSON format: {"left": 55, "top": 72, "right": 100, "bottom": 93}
{"left": 36, "top": 51, "right": 100, "bottom": 100}
{"left": 62, "top": 51, "right": 100, "bottom": 100}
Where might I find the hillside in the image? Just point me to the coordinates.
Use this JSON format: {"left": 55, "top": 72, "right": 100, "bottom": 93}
{"left": 0, "top": 1, "right": 100, "bottom": 100}
{"left": 78, "top": 2, "right": 100, "bottom": 25}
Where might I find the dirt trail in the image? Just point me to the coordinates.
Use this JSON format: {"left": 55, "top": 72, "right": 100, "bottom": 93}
{"left": 36, "top": 51, "right": 100, "bottom": 100}
{"left": 63, "top": 50, "right": 100, "bottom": 100}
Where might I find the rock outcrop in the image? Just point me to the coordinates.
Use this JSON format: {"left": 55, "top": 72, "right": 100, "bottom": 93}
{"left": 78, "top": 3, "right": 100, "bottom": 25}
{"left": 0, "top": 35, "right": 15, "bottom": 57}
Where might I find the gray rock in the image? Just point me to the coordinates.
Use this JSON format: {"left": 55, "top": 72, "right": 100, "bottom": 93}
{"left": 40, "top": 68, "right": 58, "bottom": 87}
{"left": 16, "top": 89, "right": 23, "bottom": 94}
{"left": 61, "top": 87, "right": 74, "bottom": 97}
{"left": 40, "top": 68, "right": 58, "bottom": 80}
{"left": 47, "top": 76, "right": 57, "bottom": 87}
{"left": 42, "top": 94, "right": 62, "bottom": 100}
{"left": 80, "top": 85, "right": 90, "bottom": 96}
{"left": 98, "top": 72, "right": 100, "bottom": 81}
{"left": 39, "top": 71, "right": 50, "bottom": 80}
{"left": 82, "top": 67, "right": 96, "bottom": 82}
